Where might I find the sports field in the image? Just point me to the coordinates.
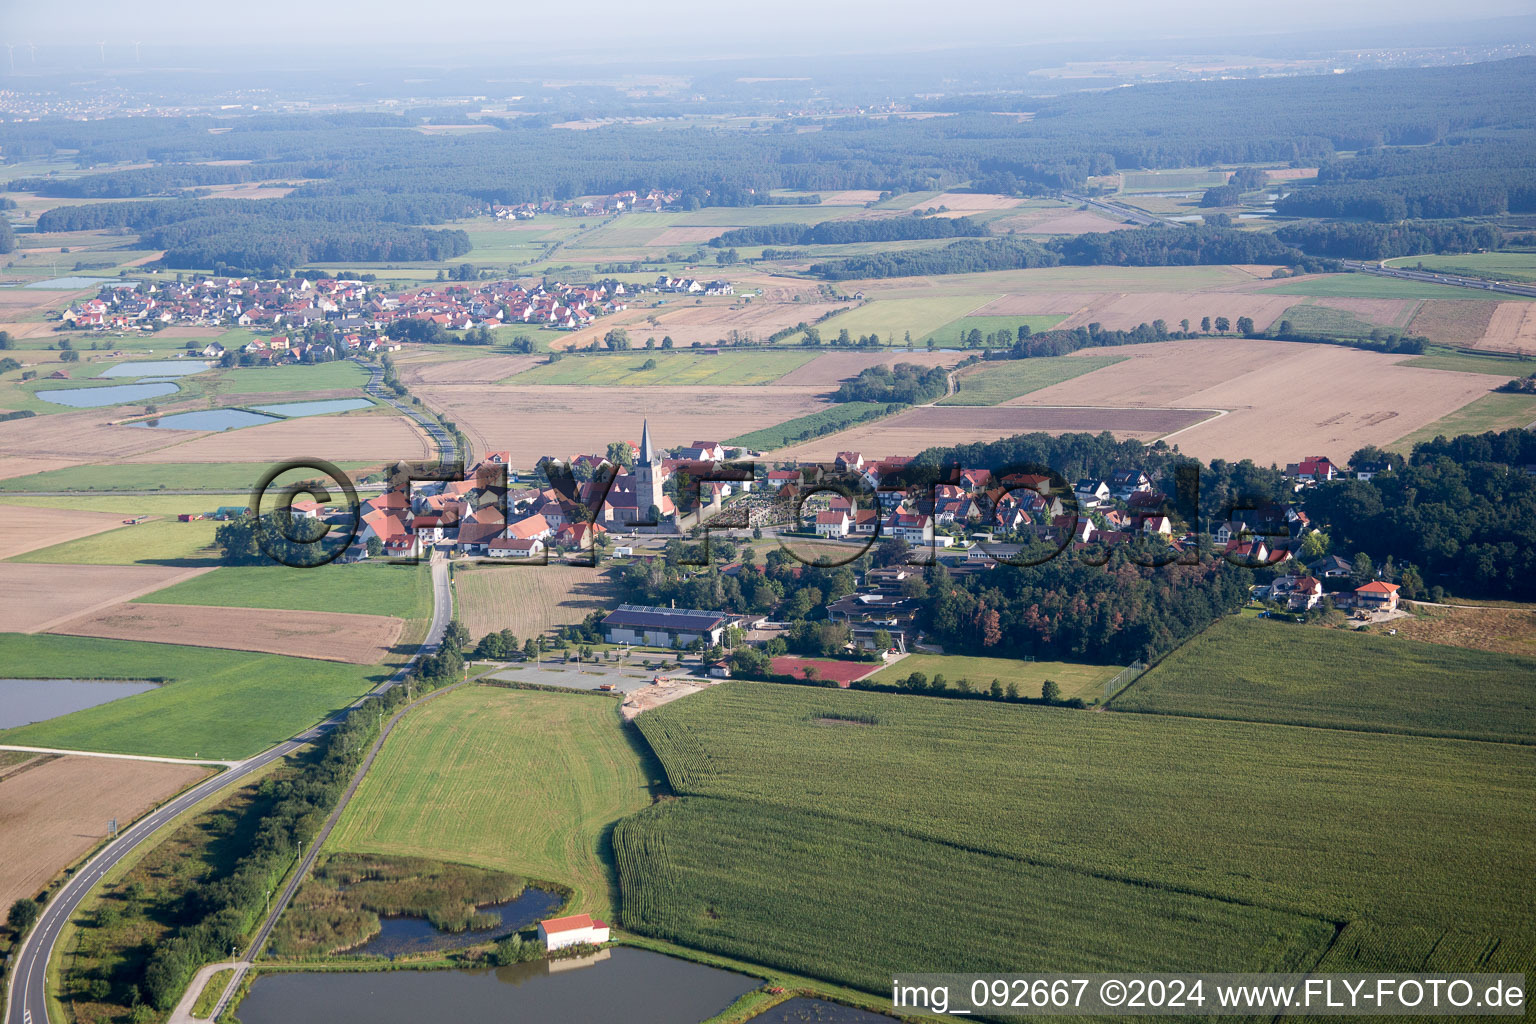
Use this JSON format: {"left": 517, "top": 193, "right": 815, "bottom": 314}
{"left": 330, "top": 686, "right": 659, "bottom": 921}
{"left": 1111, "top": 616, "right": 1536, "bottom": 742}
{"left": 507, "top": 350, "right": 817, "bottom": 387}
{"left": 0, "top": 633, "right": 393, "bottom": 759}
{"left": 938, "top": 355, "right": 1127, "bottom": 406}
{"left": 869, "top": 652, "right": 1122, "bottom": 702}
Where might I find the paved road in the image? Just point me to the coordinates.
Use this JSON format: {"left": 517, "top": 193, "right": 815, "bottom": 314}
{"left": 1342, "top": 259, "right": 1536, "bottom": 298}
{"left": 3, "top": 555, "right": 451, "bottom": 1024}
{"left": 355, "top": 358, "right": 462, "bottom": 463}
{"left": 1061, "top": 191, "right": 1168, "bottom": 227}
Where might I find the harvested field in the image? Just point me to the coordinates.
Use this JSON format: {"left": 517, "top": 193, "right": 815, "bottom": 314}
{"left": 971, "top": 293, "right": 1096, "bottom": 317}
{"left": 0, "top": 503, "right": 131, "bottom": 560}
{"left": 1265, "top": 167, "right": 1319, "bottom": 180}
{"left": 0, "top": 408, "right": 196, "bottom": 462}
{"left": 623, "top": 299, "right": 849, "bottom": 349}
{"left": 649, "top": 226, "right": 728, "bottom": 246}
{"left": 415, "top": 384, "right": 828, "bottom": 461}
{"left": 772, "top": 349, "right": 969, "bottom": 386}
{"left": 1394, "top": 604, "right": 1536, "bottom": 658}
{"left": 1008, "top": 340, "right": 1497, "bottom": 465}
{"left": 120, "top": 412, "right": 432, "bottom": 464}
{"left": 1057, "top": 291, "right": 1298, "bottom": 332}
{"left": 1017, "top": 211, "right": 1135, "bottom": 234}
{"left": 396, "top": 353, "right": 544, "bottom": 386}
{"left": 917, "top": 192, "right": 1025, "bottom": 213}
{"left": 814, "top": 190, "right": 883, "bottom": 205}
{"left": 48, "top": 602, "right": 405, "bottom": 664}
{"left": 454, "top": 563, "right": 618, "bottom": 640}
{"left": 1296, "top": 296, "right": 1422, "bottom": 327}
{"left": 0, "top": 563, "right": 213, "bottom": 634}
{"left": 769, "top": 405, "right": 1211, "bottom": 460}
{"left": 0, "top": 755, "right": 212, "bottom": 910}
{"left": 1407, "top": 300, "right": 1499, "bottom": 347}
{"left": 1478, "top": 302, "right": 1536, "bottom": 355}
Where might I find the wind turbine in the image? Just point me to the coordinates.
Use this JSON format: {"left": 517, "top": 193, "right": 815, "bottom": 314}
{"left": 97, "top": 41, "right": 106, "bottom": 64}
{"left": 132, "top": 41, "right": 141, "bottom": 63}
{"left": 27, "top": 41, "right": 36, "bottom": 64}
{"left": 5, "top": 45, "right": 13, "bottom": 75}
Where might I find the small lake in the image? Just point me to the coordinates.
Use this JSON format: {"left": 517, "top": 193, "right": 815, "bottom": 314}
{"left": 750, "top": 997, "right": 901, "bottom": 1022}
{"left": 252, "top": 398, "right": 374, "bottom": 417}
{"left": 237, "top": 947, "right": 759, "bottom": 1024}
{"left": 349, "top": 887, "right": 563, "bottom": 959}
{"left": 25, "top": 276, "right": 112, "bottom": 289}
{"left": 132, "top": 409, "right": 280, "bottom": 431}
{"left": 0, "top": 678, "right": 158, "bottom": 729}
{"left": 35, "top": 381, "right": 181, "bottom": 408}
{"left": 98, "top": 360, "right": 210, "bottom": 378}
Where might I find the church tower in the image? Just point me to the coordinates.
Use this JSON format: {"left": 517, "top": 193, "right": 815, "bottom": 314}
{"left": 634, "top": 418, "right": 660, "bottom": 522}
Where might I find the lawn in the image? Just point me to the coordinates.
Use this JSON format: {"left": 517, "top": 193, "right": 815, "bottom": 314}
{"left": 329, "top": 686, "right": 660, "bottom": 922}
{"left": 0, "top": 461, "right": 379, "bottom": 494}
{"left": 506, "top": 350, "right": 817, "bottom": 387}
{"left": 632, "top": 683, "right": 1536, "bottom": 929}
{"left": 1263, "top": 275, "right": 1536, "bottom": 301}
{"left": 869, "top": 652, "right": 1122, "bottom": 701}
{"left": 133, "top": 562, "right": 432, "bottom": 619}
{"left": 802, "top": 296, "right": 999, "bottom": 345}
{"left": 218, "top": 360, "right": 369, "bottom": 394}
{"left": 1110, "top": 616, "right": 1536, "bottom": 743}
{"left": 0, "top": 634, "right": 394, "bottom": 759}
{"left": 9, "top": 519, "right": 220, "bottom": 566}
{"left": 1390, "top": 393, "right": 1536, "bottom": 453}
{"left": 937, "top": 355, "right": 1126, "bottom": 406}
{"left": 921, "top": 314, "right": 1068, "bottom": 347}
{"left": 724, "top": 401, "right": 898, "bottom": 451}
{"left": 1384, "top": 250, "right": 1536, "bottom": 284}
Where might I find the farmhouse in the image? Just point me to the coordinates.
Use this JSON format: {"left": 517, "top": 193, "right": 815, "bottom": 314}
{"left": 1355, "top": 580, "right": 1402, "bottom": 612}
{"left": 601, "top": 604, "right": 739, "bottom": 648}
{"left": 538, "top": 913, "right": 610, "bottom": 951}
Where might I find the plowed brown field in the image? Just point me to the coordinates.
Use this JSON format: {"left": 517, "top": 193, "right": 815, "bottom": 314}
{"left": 121, "top": 413, "right": 431, "bottom": 464}
{"left": 0, "top": 504, "right": 133, "bottom": 560}
{"left": 0, "top": 563, "right": 214, "bottom": 633}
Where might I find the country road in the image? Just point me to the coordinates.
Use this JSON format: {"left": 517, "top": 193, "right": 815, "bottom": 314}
{"left": 3, "top": 555, "right": 452, "bottom": 1024}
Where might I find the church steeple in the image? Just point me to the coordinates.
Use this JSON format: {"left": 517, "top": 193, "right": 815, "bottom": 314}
{"left": 639, "top": 418, "right": 654, "bottom": 466}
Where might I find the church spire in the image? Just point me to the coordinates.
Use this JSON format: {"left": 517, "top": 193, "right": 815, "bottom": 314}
{"left": 639, "top": 418, "right": 654, "bottom": 465}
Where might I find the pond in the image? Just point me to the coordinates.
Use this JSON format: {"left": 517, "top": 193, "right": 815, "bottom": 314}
{"left": 98, "top": 360, "right": 210, "bottom": 378}
{"left": 25, "top": 276, "right": 112, "bottom": 289}
{"left": 34, "top": 381, "right": 181, "bottom": 408}
{"left": 131, "top": 409, "right": 280, "bottom": 431}
{"left": 237, "top": 947, "right": 759, "bottom": 1024}
{"left": 251, "top": 398, "right": 375, "bottom": 417}
{"left": 349, "top": 887, "right": 563, "bottom": 959}
{"left": 0, "top": 678, "right": 159, "bottom": 729}
{"left": 750, "top": 997, "right": 901, "bottom": 1022}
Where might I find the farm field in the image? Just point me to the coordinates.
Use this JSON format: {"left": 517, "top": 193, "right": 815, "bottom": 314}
{"left": 507, "top": 350, "right": 817, "bottom": 387}
{"left": 1057, "top": 291, "right": 1300, "bottom": 333}
{"left": 614, "top": 796, "right": 1333, "bottom": 996}
{"left": 118, "top": 412, "right": 432, "bottom": 464}
{"left": 1111, "top": 616, "right": 1536, "bottom": 742}
{"left": 48, "top": 602, "right": 406, "bottom": 664}
{"left": 1001, "top": 339, "right": 1499, "bottom": 466}
{"left": 1405, "top": 299, "right": 1499, "bottom": 346}
{"left": 768, "top": 404, "right": 1210, "bottom": 460}
{"left": 938, "top": 355, "right": 1126, "bottom": 406}
{"left": 1259, "top": 274, "right": 1536, "bottom": 301}
{"left": 1476, "top": 302, "right": 1536, "bottom": 354}
{"left": 1389, "top": 603, "right": 1536, "bottom": 658}
{"left": 0, "top": 407, "right": 197, "bottom": 463}
{"left": 630, "top": 684, "right": 1536, "bottom": 929}
{"left": 454, "top": 563, "right": 619, "bottom": 640}
{"left": 770, "top": 349, "right": 967, "bottom": 386}
{"left": 0, "top": 563, "right": 212, "bottom": 634}
{"left": 0, "top": 503, "right": 134, "bottom": 559}
{"left": 0, "top": 634, "right": 393, "bottom": 759}
{"left": 870, "top": 653, "right": 1121, "bottom": 702}
{"left": 216, "top": 360, "right": 369, "bottom": 394}
{"left": 1402, "top": 347, "right": 1533, "bottom": 375}
{"left": 415, "top": 383, "right": 828, "bottom": 463}
{"left": 0, "top": 460, "right": 377, "bottom": 494}
{"left": 723, "top": 401, "right": 899, "bottom": 451}
{"left": 803, "top": 296, "right": 998, "bottom": 344}
{"left": 395, "top": 353, "right": 544, "bottom": 386}
{"left": 0, "top": 755, "right": 213, "bottom": 911}
{"left": 922, "top": 314, "right": 1067, "bottom": 346}
{"left": 329, "top": 686, "right": 659, "bottom": 922}
{"left": 586, "top": 299, "right": 853, "bottom": 350}
{"left": 9, "top": 519, "right": 220, "bottom": 566}
{"left": 1278, "top": 300, "right": 1421, "bottom": 337}
{"left": 1389, "top": 393, "right": 1536, "bottom": 453}
{"left": 134, "top": 562, "right": 432, "bottom": 618}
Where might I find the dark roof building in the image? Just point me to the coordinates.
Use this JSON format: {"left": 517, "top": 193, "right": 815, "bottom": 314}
{"left": 601, "top": 604, "right": 738, "bottom": 648}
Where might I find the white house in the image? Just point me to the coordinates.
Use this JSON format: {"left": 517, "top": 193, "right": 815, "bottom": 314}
{"left": 815, "top": 510, "right": 850, "bottom": 538}
{"left": 538, "top": 913, "right": 610, "bottom": 951}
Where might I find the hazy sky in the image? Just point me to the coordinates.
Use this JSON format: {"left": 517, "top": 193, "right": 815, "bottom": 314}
{"left": 2, "top": 0, "right": 1532, "bottom": 61}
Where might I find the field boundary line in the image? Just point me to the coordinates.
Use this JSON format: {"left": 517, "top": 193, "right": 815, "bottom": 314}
{"left": 0, "top": 744, "right": 240, "bottom": 767}
{"left": 20, "top": 565, "right": 217, "bottom": 635}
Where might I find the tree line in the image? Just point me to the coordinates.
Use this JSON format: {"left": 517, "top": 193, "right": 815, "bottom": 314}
{"left": 831, "top": 363, "right": 951, "bottom": 404}
{"left": 710, "top": 215, "right": 990, "bottom": 248}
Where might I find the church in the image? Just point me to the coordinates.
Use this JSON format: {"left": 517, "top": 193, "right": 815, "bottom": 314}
{"left": 581, "top": 419, "right": 675, "bottom": 527}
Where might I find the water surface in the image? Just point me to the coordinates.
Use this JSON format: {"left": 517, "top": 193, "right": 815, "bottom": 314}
{"left": 132, "top": 409, "right": 280, "bottom": 431}
{"left": 34, "top": 381, "right": 180, "bottom": 408}
{"left": 237, "top": 947, "right": 758, "bottom": 1024}
{"left": 350, "top": 888, "right": 563, "bottom": 958}
{"left": 98, "top": 360, "right": 210, "bottom": 378}
{"left": 252, "top": 398, "right": 374, "bottom": 417}
{"left": 0, "top": 678, "right": 158, "bottom": 729}
{"left": 750, "top": 997, "right": 901, "bottom": 1022}
{"left": 25, "top": 276, "right": 112, "bottom": 289}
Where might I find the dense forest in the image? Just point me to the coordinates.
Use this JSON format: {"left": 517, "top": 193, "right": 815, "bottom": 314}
{"left": 831, "top": 363, "right": 951, "bottom": 404}
{"left": 1274, "top": 220, "right": 1503, "bottom": 260}
{"left": 710, "top": 216, "right": 989, "bottom": 248}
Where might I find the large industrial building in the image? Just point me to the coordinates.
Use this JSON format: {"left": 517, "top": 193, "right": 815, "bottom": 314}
{"left": 600, "top": 604, "right": 742, "bottom": 648}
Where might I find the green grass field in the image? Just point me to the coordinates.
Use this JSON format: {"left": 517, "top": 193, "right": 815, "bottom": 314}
{"left": 1263, "top": 275, "right": 1536, "bottom": 301}
{"left": 1278, "top": 303, "right": 1390, "bottom": 338}
{"left": 133, "top": 562, "right": 431, "bottom": 618}
{"left": 1384, "top": 251, "right": 1536, "bottom": 284}
{"left": 869, "top": 652, "right": 1121, "bottom": 701}
{"left": 1402, "top": 347, "right": 1536, "bottom": 375}
{"left": 803, "top": 296, "right": 999, "bottom": 345}
{"left": 1111, "top": 616, "right": 1536, "bottom": 742}
{"left": 0, "top": 461, "right": 378, "bottom": 494}
{"left": 724, "top": 401, "right": 897, "bottom": 451}
{"left": 0, "top": 634, "right": 393, "bottom": 759}
{"left": 329, "top": 686, "right": 660, "bottom": 922}
{"left": 1390, "top": 393, "right": 1536, "bottom": 453}
{"left": 631, "top": 684, "right": 1535, "bottom": 929}
{"left": 9, "top": 519, "right": 220, "bottom": 566}
{"left": 218, "top": 361, "right": 369, "bottom": 393}
{"left": 937, "top": 355, "right": 1126, "bottom": 406}
{"left": 921, "top": 314, "right": 1069, "bottom": 347}
{"left": 507, "top": 350, "right": 817, "bottom": 387}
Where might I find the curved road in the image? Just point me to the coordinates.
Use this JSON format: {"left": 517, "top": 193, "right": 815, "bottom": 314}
{"left": 3, "top": 556, "right": 451, "bottom": 1024}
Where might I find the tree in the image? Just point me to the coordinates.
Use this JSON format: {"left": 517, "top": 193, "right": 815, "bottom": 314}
{"left": 1180, "top": 319, "right": 1191, "bottom": 334}
{"left": 1041, "top": 679, "right": 1062, "bottom": 703}
{"left": 1214, "top": 316, "right": 1231, "bottom": 334}
{"left": 366, "top": 536, "right": 384, "bottom": 557}
{"left": 1300, "top": 531, "right": 1331, "bottom": 559}
{"left": 1352, "top": 551, "right": 1375, "bottom": 583}
{"left": 872, "top": 629, "right": 893, "bottom": 652}
{"left": 8, "top": 897, "right": 40, "bottom": 933}
{"left": 522, "top": 638, "right": 538, "bottom": 659}
{"left": 661, "top": 336, "right": 674, "bottom": 349}
{"left": 1200, "top": 316, "right": 1212, "bottom": 333}
{"left": 605, "top": 328, "right": 630, "bottom": 350}
{"left": 1236, "top": 316, "right": 1256, "bottom": 336}
{"left": 606, "top": 440, "right": 635, "bottom": 468}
